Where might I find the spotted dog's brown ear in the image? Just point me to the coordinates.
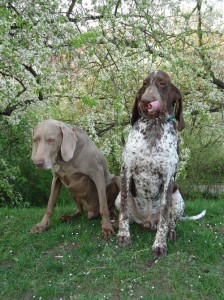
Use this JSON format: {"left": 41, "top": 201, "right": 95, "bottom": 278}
{"left": 131, "top": 94, "right": 140, "bottom": 126}
{"left": 169, "top": 84, "right": 185, "bottom": 131}
{"left": 131, "top": 86, "right": 146, "bottom": 126}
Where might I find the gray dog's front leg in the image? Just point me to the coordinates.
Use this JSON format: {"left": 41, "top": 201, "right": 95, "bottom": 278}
{"left": 30, "top": 175, "right": 62, "bottom": 233}
{"left": 92, "top": 167, "right": 114, "bottom": 240}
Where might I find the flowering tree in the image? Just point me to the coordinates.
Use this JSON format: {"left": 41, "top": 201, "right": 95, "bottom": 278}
{"left": 0, "top": 0, "right": 223, "bottom": 205}
{"left": 64, "top": 0, "right": 224, "bottom": 183}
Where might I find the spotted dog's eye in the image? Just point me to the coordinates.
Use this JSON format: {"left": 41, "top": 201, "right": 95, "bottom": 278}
{"left": 160, "top": 81, "right": 167, "bottom": 86}
{"left": 143, "top": 81, "right": 148, "bottom": 87}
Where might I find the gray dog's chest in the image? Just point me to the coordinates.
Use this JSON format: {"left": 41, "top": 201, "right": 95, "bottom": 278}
{"left": 123, "top": 118, "right": 178, "bottom": 216}
{"left": 53, "top": 166, "right": 96, "bottom": 199}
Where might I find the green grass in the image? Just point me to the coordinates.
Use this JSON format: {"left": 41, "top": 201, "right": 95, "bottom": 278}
{"left": 0, "top": 198, "right": 224, "bottom": 300}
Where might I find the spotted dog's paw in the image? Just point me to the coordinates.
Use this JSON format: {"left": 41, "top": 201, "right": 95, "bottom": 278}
{"left": 152, "top": 244, "right": 167, "bottom": 258}
{"left": 168, "top": 229, "right": 176, "bottom": 242}
{"left": 116, "top": 232, "right": 132, "bottom": 247}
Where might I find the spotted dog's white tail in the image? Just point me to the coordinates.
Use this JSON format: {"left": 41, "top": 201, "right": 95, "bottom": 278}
{"left": 179, "top": 209, "right": 206, "bottom": 221}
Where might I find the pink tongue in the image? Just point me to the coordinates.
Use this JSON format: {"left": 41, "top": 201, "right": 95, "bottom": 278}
{"left": 148, "top": 100, "right": 160, "bottom": 112}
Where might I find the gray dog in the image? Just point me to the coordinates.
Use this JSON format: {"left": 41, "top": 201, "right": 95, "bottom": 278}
{"left": 31, "top": 119, "right": 120, "bottom": 240}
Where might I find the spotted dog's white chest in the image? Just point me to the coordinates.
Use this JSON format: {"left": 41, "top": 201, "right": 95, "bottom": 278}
{"left": 122, "top": 119, "right": 178, "bottom": 220}
{"left": 123, "top": 120, "right": 178, "bottom": 171}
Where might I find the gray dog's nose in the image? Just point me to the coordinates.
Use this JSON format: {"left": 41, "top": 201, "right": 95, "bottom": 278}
{"left": 34, "top": 159, "right": 44, "bottom": 168}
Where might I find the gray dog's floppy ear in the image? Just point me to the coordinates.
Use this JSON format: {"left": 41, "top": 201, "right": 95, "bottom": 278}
{"left": 60, "top": 125, "right": 77, "bottom": 162}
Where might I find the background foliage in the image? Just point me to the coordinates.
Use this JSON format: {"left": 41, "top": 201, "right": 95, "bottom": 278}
{"left": 0, "top": 0, "right": 224, "bottom": 206}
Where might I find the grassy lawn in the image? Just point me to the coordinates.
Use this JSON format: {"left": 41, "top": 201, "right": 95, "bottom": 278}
{"left": 0, "top": 198, "right": 223, "bottom": 300}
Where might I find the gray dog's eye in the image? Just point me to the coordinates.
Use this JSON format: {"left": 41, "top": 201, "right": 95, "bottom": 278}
{"left": 47, "top": 138, "right": 55, "bottom": 143}
{"left": 33, "top": 138, "right": 39, "bottom": 143}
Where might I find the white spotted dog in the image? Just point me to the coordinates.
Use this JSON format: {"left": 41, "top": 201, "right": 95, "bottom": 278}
{"left": 116, "top": 70, "right": 206, "bottom": 258}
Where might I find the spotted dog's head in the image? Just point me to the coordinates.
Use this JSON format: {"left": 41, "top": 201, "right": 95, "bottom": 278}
{"left": 131, "top": 70, "right": 185, "bottom": 131}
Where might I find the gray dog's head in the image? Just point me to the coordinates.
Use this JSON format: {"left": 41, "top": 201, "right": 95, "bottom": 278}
{"left": 32, "top": 119, "right": 77, "bottom": 169}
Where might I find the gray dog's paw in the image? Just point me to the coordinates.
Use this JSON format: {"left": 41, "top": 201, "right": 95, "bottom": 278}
{"left": 102, "top": 226, "right": 114, "bottom": 241}
{"left": 60, "top": 211, "right": 82, "bottom": 222}
{"left": 30, "top": 225, "right": 46, "bottom": 234}
{"left": 116, "top": 234, "right": 132, "bottom": 247}
{"left": 30, "top": 220, "right": 49, "bottom": 233}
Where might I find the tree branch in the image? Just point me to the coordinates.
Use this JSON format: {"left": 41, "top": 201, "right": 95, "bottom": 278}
{"left": 95, "top": 120, "right": 129, "bottom": 137}
{"left": 22, "top": 64, "right": 43, "bottom": 100}
{"left": 0, "top": 71, "right": 27, "bottom": 98}
{"left": 1, "top": 99, "right": 34, "bottom": 116}
{"left": 66, "top": 0, "right": 78, "bottom": 19}
{"left": 196, "top": 0, "right": 224, "bottom": 89}
{"left": 114, "top": 0, "right": 121, "bottom": 16}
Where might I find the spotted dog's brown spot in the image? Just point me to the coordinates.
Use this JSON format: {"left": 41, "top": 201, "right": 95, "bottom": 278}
{"left": 130, "top": 177, "right": 137, "bottom": 198}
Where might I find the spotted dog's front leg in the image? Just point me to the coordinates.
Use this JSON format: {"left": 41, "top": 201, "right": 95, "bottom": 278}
{"left": 152, "top": 180, "right": 173, "bottom": 258}
{"left": 116, "top": 165, "right": 132, "bottom": 247}
{"left": 152, "top": 215, "right": 168, "bottom": 258}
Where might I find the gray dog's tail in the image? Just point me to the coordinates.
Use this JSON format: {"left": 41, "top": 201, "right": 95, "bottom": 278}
{"left": 179, "top": 209, "right": 206, "bottom": 221}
